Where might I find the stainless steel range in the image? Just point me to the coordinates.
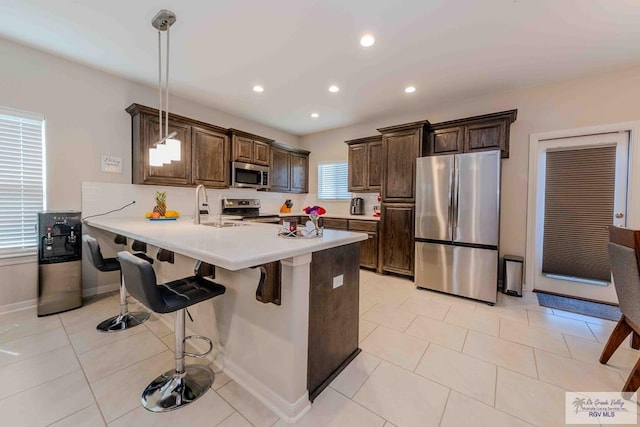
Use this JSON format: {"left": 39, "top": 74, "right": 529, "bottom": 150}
{"left": 221, "top": 198, "right": 280, "bottom": 223}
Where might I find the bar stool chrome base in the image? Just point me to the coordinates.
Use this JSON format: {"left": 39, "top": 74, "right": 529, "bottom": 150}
{"left": 142, "top": 364, "right": 214, "bottom": 412}
{"left": 96, "top": 311, "right": 150, "bottom": 332}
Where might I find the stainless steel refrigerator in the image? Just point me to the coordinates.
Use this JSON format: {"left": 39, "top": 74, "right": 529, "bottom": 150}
{"left": 415, "top": 150, "right": 500, "bottom": 304}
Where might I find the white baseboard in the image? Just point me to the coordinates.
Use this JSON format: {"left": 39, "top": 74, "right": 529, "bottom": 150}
{"left": 223, "top": 358, "right": 311, "bottom": 423}
{"left": 0, "top": 283, "right": 119, "bottom": 316}
{"left": 83, "top": 282, "right": 120, "bottom": 297}
{"left": 0, "top": 299, "right": 36, "bottom": 315}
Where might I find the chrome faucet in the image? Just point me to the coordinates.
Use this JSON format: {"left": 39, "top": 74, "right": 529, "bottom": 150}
{"left": 194, "top": 184, "right": 209, "bottom": 225}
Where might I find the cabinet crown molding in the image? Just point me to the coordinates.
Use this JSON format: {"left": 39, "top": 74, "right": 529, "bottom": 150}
{"left": 228, "top": 128, "right": 274, "bottom": 143}
{"left": 344, "top": 135, "right": 382, "bottom": 145}
{"left": 429, "top": 109, "right": 517, "bottom": 129}
{"left": 126, "top": 103, "right": 228, "bottom": 134}
{"left": 271, "top": 141, "right": 310, "bottom": 155}
{"left": 377, "top": 120, "right": 430, "bottom": 134}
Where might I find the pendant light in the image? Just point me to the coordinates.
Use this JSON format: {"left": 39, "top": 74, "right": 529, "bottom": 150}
{"left": 149, "top": 9, "right": 180, "bottom": 166}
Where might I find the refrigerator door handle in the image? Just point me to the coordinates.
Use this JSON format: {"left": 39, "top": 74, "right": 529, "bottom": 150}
{"left": 448, "top": 163, "right": 454, "bottom": 231}
{"left": 452, "top": 157, "right": 460, "bottom": 239}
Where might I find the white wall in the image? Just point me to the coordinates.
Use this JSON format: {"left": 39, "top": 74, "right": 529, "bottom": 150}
{"left": 300, "top": 64, "right": 640, "bottom": 265}
{"left": 0, "top": 37, "right": 300, "bottom": 310}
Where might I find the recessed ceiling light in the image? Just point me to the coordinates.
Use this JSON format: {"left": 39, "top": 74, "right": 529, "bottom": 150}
{"left": 404, "top": 86, "right": 416, "bottom": 94}
{"left": 360, "top": 34, "right": 375, "bottom": 47}
{"left": 328, "top": 85, "right": 340, "bottom": 93}
{"left": 310, "top": 113, "right": 319, "bottom": 118}
{"left": 253, "top": 85, "right": 264, "bottom": 93}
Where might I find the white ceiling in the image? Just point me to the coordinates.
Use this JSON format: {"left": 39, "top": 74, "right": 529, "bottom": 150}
{"left": 1, "top": 0, "right": 639, "bottom": 135}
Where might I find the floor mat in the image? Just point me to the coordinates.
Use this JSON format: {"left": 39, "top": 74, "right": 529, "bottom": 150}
{"left": 536, "top": 292, "right": 621, "bottom": 322}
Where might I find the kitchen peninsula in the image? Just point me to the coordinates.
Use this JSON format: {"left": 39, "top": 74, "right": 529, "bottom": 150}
{"left": 84, "top": 217, "right": 367, "bottom": 422}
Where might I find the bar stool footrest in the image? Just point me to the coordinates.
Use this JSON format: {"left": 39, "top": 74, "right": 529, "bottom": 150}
{"left": 184, "top": 335, "right": 213, "bottom": 358}
{"left": 141, "top": 364, "right": 214, "bottom": 412}
{"left": 96, "top": 311, "right": 150, "bottom": 333}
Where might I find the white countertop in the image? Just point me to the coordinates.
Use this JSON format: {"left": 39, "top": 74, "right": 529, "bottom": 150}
{"left": 85, "top": 217, "right": 368, "bottom": 271}
{"left": 277, "top": 213, "right": 380, "bottom": 221}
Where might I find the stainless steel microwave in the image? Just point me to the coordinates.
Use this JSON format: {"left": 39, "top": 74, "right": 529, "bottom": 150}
{"left": 231, "top": 161, "right": 270, "bottom": 189}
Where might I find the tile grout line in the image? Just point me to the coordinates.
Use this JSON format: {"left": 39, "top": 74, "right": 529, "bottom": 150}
{"left": 459, "top": 329, "right": 539, "bottom": 380}
{"left": 44, "top": 402, "right": 97, "bottom": 427}
{"left": 216, "top": 387, "right": 266, "bottom": 427}
{"left": 106, "top": 401, "right": 140, "bottom": 425}
{"left": 480, "top": 369, "right": 540, "bottom": 427}
{"left": 70, "top": 326, "right": 149, "bottom": 356}
{"left": 0, "top": 327, "right": 70, "bottom": 368}
{"left": 215, "top": 410, "right": 251, "bottom": 427}
{"left": 412, "top": 341, "right": 430, "bottom": 373}
{"left": 87, "top": 345, "right": 173, "bottom": 385}
{"left": 0, "top": 317, "right": 64, "bottom": 346}
{"left": 347, "top": 363, "right": 397, "bottom": 425}
{"left": 437, "top": 388, "right": 452, "bottom": 427}
{"left": 58, "top": 317, "right": 109, "bottom": 427}
{"left": 343, "top": 352, "right": 383, "bottom": 400}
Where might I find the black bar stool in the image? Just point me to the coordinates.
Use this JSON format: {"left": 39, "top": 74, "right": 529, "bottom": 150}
{"left": 117, "top": 251, "right": 226, "bottom": 412}
{"left": 83, "top": 235, "right": 151, "bottom": 332}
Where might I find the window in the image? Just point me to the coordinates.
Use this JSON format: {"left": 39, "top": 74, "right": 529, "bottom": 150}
{"left": 318, "top": 162, "right": 350, "bottom": 200}
{"left": 0, "top": 107, "right": 46, "bottom": 259}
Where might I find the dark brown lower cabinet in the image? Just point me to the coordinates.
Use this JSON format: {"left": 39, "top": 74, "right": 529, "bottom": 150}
{"left": 381, "top": 203, "right": 415, "bottom": 277}
{"left": 359, "top": 233, "right": 378, "bottom": 269}
{"left": 308, "top": 243, "right": 360, "bottom": 401}
{"left": 348, "top": 220, "right": 379, "bottom": 270}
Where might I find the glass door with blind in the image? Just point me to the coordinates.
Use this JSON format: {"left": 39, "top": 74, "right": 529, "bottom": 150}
{"left": 532, "top": 132, "right": 629, "bottom": 303}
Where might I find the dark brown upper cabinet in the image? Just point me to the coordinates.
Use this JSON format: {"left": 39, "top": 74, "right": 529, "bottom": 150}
{"left": 270, "top": 145, "right": 291, "bottom": 192}
{"left": 290, "top": 152, "right": 309, "bottom": 193}
{"left": 192, "top": 126, "right": 230, "bottom": 188}
{"left": 128, "top": 103, "right": 229, "bottom": 188}
{"left": 141, "top": 115, "right": 192, "bottom": 186}
{"left": 367, "top": 139, "right": 383, "bottom": 191}
{"left": 345, "top": 135, "right": 382, "bottom": 193}
{"left": 377, "top": 122, "right": 427, "bottom": 203}
{"left": 269, "top": 142, "right": 310, "bottom": 193}
{"left": 430, "top": 126, "right": 463, "bottom": 155}
{"left": 229, "top": 129, "right": 273, "bottom": 166}
{"left": 425, "top": 110, "right": 517, "bottom": 158}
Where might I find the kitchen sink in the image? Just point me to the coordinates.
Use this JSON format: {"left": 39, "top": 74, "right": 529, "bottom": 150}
{"left": 202, "top": 222, "right": 249, "bottom": 228}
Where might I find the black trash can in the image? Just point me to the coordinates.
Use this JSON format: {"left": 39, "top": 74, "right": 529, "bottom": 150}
{"left": 502, "top": 255, "right": 524, "bottom": 297}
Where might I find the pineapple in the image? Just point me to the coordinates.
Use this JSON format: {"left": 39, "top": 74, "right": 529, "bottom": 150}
{"left": 153, "top": 191, "right": 167, "bottom": 216}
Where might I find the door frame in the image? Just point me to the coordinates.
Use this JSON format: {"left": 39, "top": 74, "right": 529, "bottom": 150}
{"left": 525, "top": 121, "right": 640, "bottom": 297}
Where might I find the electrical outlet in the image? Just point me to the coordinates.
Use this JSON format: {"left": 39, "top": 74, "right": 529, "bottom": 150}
{"left": 332, "top": 274, "right": 344, "bottom": 289}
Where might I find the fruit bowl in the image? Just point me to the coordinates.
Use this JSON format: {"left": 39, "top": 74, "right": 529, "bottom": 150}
{"left": 145, "top": 210, "right": 180, "bottom": 220}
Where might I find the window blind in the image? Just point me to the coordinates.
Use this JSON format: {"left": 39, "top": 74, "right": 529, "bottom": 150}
{"left": 542, "top": 146, "right": 616, "bottom": 283}
{"left": 0, "top": 107, "right": 45, "bottom": 258}
{"left": 318, "top": 162, "right": 350, "bottom": 200}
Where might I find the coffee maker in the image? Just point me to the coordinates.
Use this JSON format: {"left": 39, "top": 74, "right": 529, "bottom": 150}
{"left": 350, "top": 197, "right": 364, "bottom": 215}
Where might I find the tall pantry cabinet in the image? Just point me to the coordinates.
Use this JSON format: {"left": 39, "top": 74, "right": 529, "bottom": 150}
{"left": 378, "top": 121, "right": 428, "bottom": 277}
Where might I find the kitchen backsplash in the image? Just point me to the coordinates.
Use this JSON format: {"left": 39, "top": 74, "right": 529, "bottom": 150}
{"left": 81, "top": 182, "right": 308, "bottom": 219}
{"left": 81, "top": 182, "right": 381, "bottom": 220}
{"left": 301, "top": 192, "right": 380, "bottom": 216}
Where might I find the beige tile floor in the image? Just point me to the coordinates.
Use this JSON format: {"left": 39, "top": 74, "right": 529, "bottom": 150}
{"left": 0, "top": 270, "right": 638, "bottom": 426}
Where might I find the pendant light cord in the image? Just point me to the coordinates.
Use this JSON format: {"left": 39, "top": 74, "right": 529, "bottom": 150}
{"left": 165, "top": 25, "right": 170, "bottom": 140}
{"left": 158, "top": 29, "right": 163, "bottom": 144}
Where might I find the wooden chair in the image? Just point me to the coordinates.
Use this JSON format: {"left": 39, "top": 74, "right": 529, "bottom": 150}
{"left": 599, "top": 226, "right": 640, "bottom": 396}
